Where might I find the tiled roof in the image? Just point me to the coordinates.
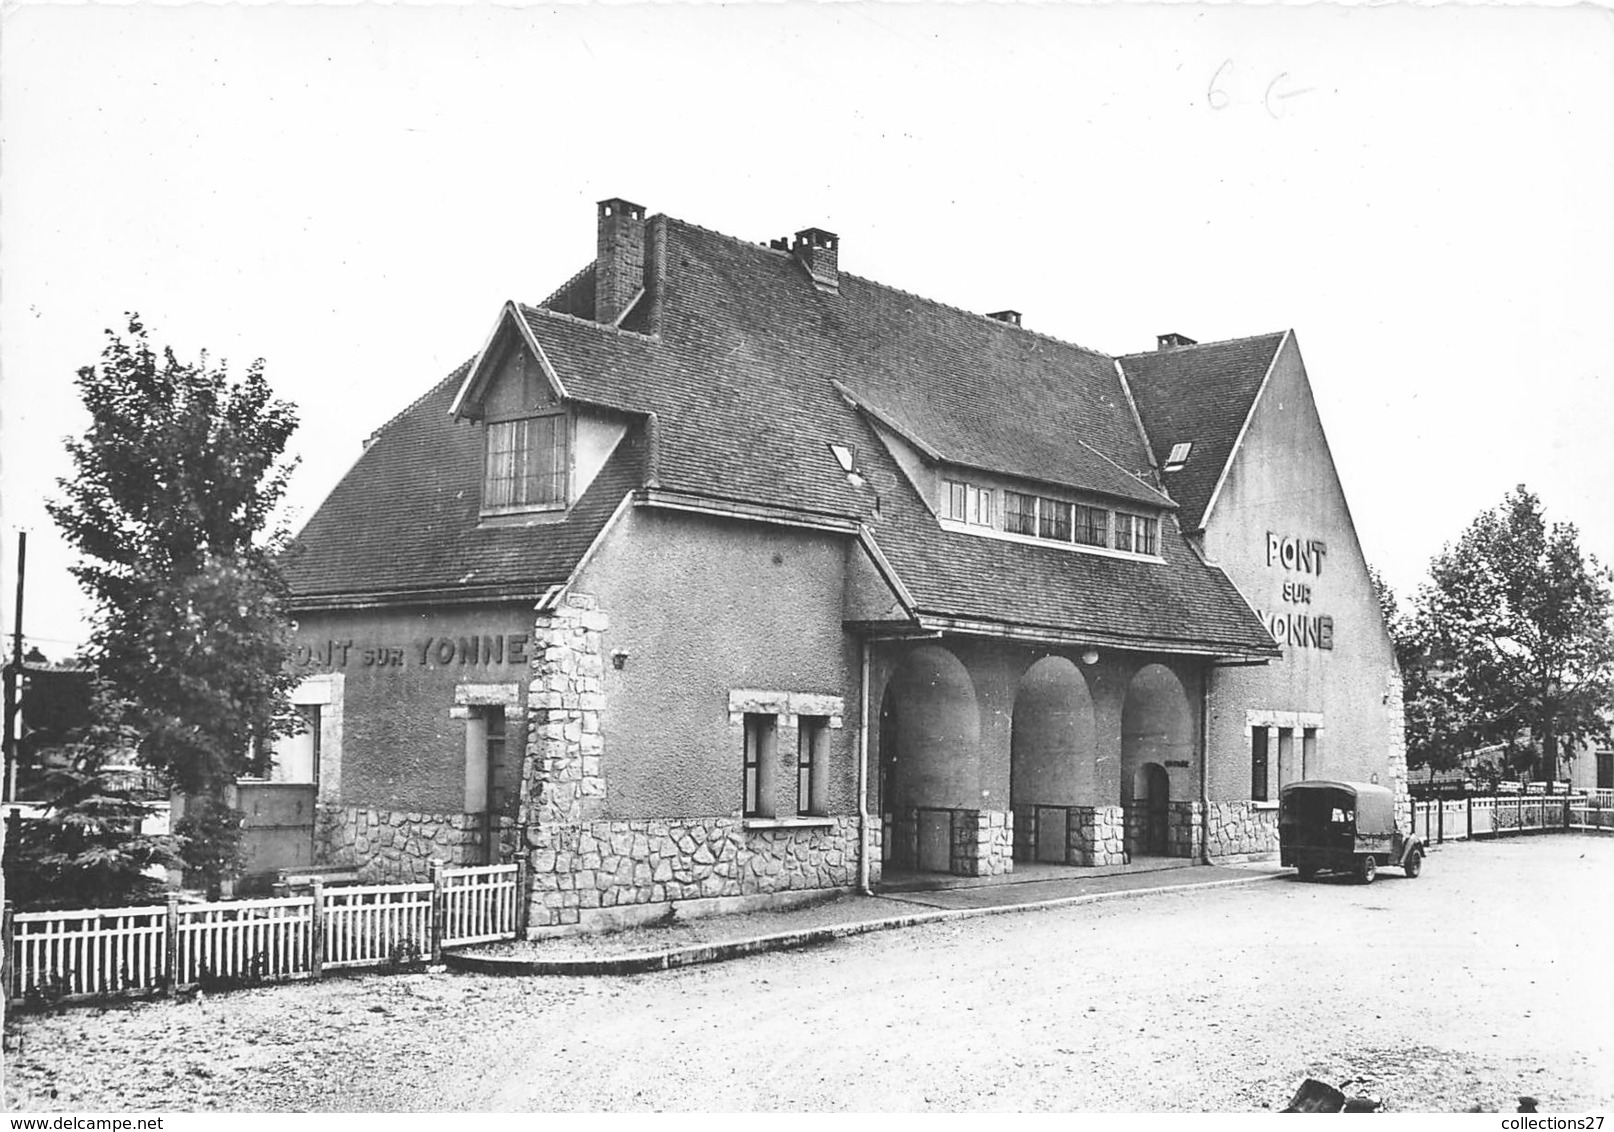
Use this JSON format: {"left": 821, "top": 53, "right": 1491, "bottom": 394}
{"left": 1118, "top": 332, "right": 1288, "bottom": 532}
{"left": 285, "top": 211, "right": 1278, "bottom": 657}
{"left": 283, "top": 370, "right": 644, "bottom": 603}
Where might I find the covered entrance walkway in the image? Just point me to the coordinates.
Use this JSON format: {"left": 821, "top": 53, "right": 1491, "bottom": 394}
{"left": 872, "top": 636, "right": 1207, "bottom": 881}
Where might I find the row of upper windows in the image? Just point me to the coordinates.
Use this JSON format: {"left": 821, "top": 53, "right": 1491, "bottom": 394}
{"left": 477, "top": 415, "right": 1162, "bottom": 561}
{"left": 941, "top": 479, "right": 1161, "bottom": 556}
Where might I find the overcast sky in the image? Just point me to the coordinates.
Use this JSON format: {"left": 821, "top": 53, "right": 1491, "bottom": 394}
{"left": 3, "top": 2, "right": 1611, "bottom": 657}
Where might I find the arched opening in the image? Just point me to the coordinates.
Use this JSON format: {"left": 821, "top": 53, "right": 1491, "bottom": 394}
{"left": 1009, "top": 656, "right": 1095, "bottom": 863}
{"left": 879, "top": 644, "right": 982, "bottom": 872}
{"left": 1121, "top": 663, "right": 1193, "bottom": 858}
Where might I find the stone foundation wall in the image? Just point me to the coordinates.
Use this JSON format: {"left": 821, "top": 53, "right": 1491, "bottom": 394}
{"left": 523, "top": 816, "right": 863, "bottom": 929}
{"left": 1205, "top": 800, "right": 1280, "bottom": 857}
{"left": 315, "top": 803, "right": 517, "bottom": 883}
{"left": 1070, "top": 805, "right": 1126, "bottom": 866}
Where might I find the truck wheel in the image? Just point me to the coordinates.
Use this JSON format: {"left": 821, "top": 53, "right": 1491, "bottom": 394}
{"left": 1404, "top": 850, "right": 1422, "bottom": 878}
{"left": 1297, "top": 864, "right": 1317, "bottom": 881}
{"left": 1358, "top": 855, "right": 1377, "bottom": 884}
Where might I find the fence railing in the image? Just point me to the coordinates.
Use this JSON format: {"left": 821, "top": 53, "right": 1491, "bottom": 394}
{"left": 439, "top": 862, "right": 523, "bottom": 947}
{"left": 4, "top": 861, "right": 524, "bottom": 1007}
{"left": 1410, "top": 793, "right": 1614, "bottom": 844}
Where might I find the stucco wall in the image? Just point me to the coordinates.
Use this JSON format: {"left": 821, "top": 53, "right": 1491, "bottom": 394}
{"left": 287, "top": 604, "right": 532, "bottom": 814}
{"left": 569, "top": 506, "right": 860, "bottom": 820}
{"left": 1200, "top": 334, "right": 1402, "bottom": 803}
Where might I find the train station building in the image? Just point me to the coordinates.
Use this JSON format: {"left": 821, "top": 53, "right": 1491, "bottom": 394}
{"left": 278, "top": 198, "right": 1408, "bottom": 933}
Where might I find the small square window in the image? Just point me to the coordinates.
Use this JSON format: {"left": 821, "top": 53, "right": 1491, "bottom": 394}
{"left": 1038, "top": 497, "right": 1072, "bottom": 541}
{"left": 1074, "top": 505, "right": 1108, "bottom": 547}
{"left": 1165, "top": 441, "right": 1193, "bottom": 471}
{"left": 1004, "top": 491, "right": 1038, "bottom": 536}
{"left": 941, "top": 480, "right": 994, "bottom": 528}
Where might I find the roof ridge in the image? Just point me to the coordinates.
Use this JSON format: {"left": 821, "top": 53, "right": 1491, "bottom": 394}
{"left": 658, "top": 214, "right": 1117, "bottom": 362}
{"left": 1116, "top": 329, "right": 1288, "bottom": 360}
{"left": 518, "top": 301, "right": 658, "bottom": 342}
{"left": 366, "top": 358, "right": 474, "bottom": 445}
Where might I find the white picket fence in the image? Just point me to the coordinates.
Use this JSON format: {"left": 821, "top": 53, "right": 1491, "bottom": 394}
{"left": 441, "top": 863, "right": 524, "bottom": 947}
{"left": 321, "top": 883, "right": 434, "bottom": 971}
{"left": 4, "top": 861, "right": 523, "bottom": 1006}
{"left": 1410, "top": 793, "right": 1614, "bottom": 844}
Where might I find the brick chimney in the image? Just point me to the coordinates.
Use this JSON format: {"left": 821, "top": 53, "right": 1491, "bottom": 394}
{"left": 596, "top": 198, "right": 647, "bottom": 325}
{"left": 1157, "top": 332, "right": 1197, "bottom": 351}
{"left": 987, "top": 310, "right": 1022, "bottom": 327}
{"left": 793, "top": 228, "right": 839, "bottom": 293}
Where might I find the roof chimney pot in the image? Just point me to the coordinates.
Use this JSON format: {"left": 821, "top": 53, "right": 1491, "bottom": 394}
{"left": 793, "top": 227, "right": 839, "bottom": 293}
{"left": 596, "top": 197, "right": 647, "bottom": 325}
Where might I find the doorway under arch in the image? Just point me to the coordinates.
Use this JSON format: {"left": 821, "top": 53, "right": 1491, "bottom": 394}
{"left": 1133, "top": 762, "right": 1170, "bottom": 856}
{"left": 1121, "top": 663, "right": 1194, "bottom": 858}
{"left": 1009, "top": 655, "right": 1096, "bottom": 862}
{"left": 878, "top": 644, "right": 982, "bottom": 872}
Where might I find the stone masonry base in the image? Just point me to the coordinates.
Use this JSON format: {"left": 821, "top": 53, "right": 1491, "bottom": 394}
{"left": 315, "top": 802, "right": 517, "bottom": 884}
{"left": 523, "top": 815, "right": 864, "bottom": 930}
{"left": 1205, "top": 800, "right": 1280, "bottom": 858}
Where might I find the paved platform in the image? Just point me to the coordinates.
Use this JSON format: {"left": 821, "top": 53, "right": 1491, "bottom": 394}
{"left": 445, "top": 858, "right": 1288, "bottom": 977}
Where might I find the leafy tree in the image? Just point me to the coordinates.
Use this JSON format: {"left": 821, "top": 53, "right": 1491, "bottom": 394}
{"left": 1403, "top": 486, "right": 1614, "bottom": 781}
{"left": 42, "top": 314, "right": 302, "bottom": 892}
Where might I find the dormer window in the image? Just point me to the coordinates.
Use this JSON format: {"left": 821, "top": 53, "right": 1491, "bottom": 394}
{"left": 942, "top": 479, "right": 993, "bottom": 527}
{"left": 1074, "top": 504, "right": 1108, "bottom": 548}
{"left": 483, "top": 411, "right": 569, "bottom": 513}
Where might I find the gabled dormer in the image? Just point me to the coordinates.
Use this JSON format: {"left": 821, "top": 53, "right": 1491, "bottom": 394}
{"left": 451, "top": 302, "right": 577, "bottom": 519}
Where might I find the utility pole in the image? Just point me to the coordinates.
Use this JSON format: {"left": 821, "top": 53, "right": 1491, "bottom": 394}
{"left": 3, "top": 531, "right": 25, "bottom": 802}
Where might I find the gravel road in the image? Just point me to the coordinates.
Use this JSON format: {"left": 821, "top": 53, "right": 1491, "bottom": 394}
{"left": 6, "top": 836, "right": 1611, "bottom": 1112}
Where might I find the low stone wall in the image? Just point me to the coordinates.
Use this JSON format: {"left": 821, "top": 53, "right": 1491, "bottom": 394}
{"left": 524, "top": 815, "right": 864, "bottom": 930}
{"left": 1205, "top": 800, "right": 1279, "bottom": 857}
{"left": 315, "top": 803, "right": 517, "bottom": 883}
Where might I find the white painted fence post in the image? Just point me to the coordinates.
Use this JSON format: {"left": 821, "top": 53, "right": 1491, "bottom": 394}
{"left": 163, "top": 896, "right": 179, "bottom": 996}
{"left": 2, "top": 901, "right": 13, "bottom": 1004}
{"left": 310, "top": 878, "right": 325, "bottom": 980}
{"left": 515, "top": 857, "right": 529, "bottom": 937}
{"left": 428, "top": 860, "right": 444, "bottom": 963}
